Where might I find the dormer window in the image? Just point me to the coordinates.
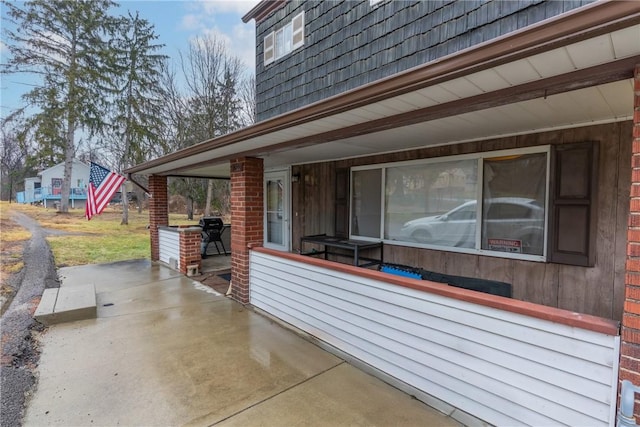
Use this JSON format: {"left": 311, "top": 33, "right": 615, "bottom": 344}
{"left": 264, "top": 11, "right": 304, "bottom": 66}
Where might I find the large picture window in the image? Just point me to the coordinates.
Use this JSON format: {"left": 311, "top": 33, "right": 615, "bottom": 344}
{"left": 350, "top": 147, "right": 550, "bottom": 261}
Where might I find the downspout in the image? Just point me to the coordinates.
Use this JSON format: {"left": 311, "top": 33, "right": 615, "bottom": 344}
{"left": 618, "top": 380, "right": 640, "bottom": 427}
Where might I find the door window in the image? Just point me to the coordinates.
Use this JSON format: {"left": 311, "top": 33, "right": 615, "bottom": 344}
{"left": 264, "top": 171, "right": 290, "bottom": 251}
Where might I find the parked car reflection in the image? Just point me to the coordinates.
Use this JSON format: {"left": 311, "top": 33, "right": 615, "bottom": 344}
{"left": 399, "top": 197, "right": 545, "bottom": 254}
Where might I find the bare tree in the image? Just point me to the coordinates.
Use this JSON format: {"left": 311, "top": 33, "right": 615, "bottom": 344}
{"left": 180, "top": 35, "right": 245, "bottom": 218}
{"left": 239, "top": 74, "right": 257, "bottom": 127}
{"left": 158, "top": 61, "right": 189, "bottom": 153}
{"left": 0, "top": 116, "right": 30, "bottom": 201}
{"left": 155, "top": 35, "right": 253, "bottom": 219}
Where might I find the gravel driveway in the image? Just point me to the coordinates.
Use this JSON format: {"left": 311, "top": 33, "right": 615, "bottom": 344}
{"left": 1, "top": 211, "right": 59, "bottom": 427}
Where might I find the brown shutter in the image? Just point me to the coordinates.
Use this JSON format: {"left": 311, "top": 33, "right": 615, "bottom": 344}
{"left": 292, "top": 12, "right": 304, "bottom": 49}
{"left": 335, "top": 168, "right": 350, "bottom": 238}
{"left": 264, "top": 32, "right": 274, "bottom": 65}
{"left": 548, "top": 141, "right": 599, "bottom": 266}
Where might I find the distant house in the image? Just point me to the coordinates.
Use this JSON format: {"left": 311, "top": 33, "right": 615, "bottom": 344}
{"left": 17, "top": 160, "right": 90, "bottom": 209}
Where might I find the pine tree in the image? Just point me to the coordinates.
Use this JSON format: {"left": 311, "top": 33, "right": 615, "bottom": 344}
{"left": 23, "top": 74, "right": 67, "bottom": 169}
{"left": 110, "top": 11, "right": 167, "bottom": 223}
{"left": 3, "top": 0, "right": 118, "bottom": 212}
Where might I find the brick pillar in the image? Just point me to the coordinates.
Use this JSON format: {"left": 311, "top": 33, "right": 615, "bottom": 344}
{"left": 179, "top": 227, "right": 202, "bottom": 275}
{"left": 621, "top": 65, "right": 640, "bottom": 419}
{"left": 230, "top": 157, "right": 263, "bottom": 304}
{"left": 148, "top": 175, "right": 168, "bottom": 261}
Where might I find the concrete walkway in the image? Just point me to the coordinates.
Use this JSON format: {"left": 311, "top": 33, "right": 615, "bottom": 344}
{"left": 24, "top": 260, "right": 462, "bottom": 426}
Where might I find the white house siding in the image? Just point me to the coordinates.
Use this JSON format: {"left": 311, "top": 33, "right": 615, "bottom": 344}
{"left": 40, "top": 160, "right": 90, "bottom": 192}
{"left": 23, "top": 177, "right": 41, "bottom": 203}
{"left": 158, "top": 228, "right": 180, "bottom": 270}
{"left": 249, "top": 250, "right": 619, "bottom": 427}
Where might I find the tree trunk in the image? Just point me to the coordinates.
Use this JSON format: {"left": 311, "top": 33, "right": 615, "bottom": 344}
{"left": 60, "top": 129, "right": 74, "bottom": 213}
{"left": 204, "top": 179, "right": 214, "bottom": 216}
{"left": 187, "top": 197, "right": 193, "bottom": 220}
{"left": 61, "top": 32, "right": 78, "bottom": 214}
{"left": 120, "top": 183, "right": 129, "bottom": 225}
{"left": 136, "top": 187, "right": 144, "bottom": 214}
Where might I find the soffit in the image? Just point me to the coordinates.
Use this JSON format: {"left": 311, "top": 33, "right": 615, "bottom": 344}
{"left": 127, "top": 9, "right": 640, "bottom": 178}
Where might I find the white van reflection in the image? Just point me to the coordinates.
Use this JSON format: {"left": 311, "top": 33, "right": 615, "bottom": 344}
{"left": 399, "top": 197, "right": 544, "bottom": 254}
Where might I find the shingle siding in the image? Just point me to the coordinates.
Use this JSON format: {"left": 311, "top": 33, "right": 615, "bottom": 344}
{"left": 255, "top": 0, "right": 595, "bottom": 122}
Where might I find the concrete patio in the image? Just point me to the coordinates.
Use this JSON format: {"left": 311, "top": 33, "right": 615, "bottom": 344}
{"left": 24, "top": 259, "right": 466, "bottom": 426}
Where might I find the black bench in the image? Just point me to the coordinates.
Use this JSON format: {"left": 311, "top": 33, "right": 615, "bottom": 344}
{"left": 380, "top": 262, "right": 512, "bottom": 298}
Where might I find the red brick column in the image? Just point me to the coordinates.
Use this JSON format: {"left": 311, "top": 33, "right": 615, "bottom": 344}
{"left": 621, "top": 65, "right": 640, "bottom": 418}
{"left": 179, "top": 227, "right": 202, "bottom": 275}
{"left": 148, "top": 175, "right": 168, "bottom": 261}
{"left": 230, "top": 157, "right": 263, "bottom": 304}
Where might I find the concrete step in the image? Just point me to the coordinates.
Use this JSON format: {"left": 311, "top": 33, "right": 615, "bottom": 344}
{"left": 34, "top": 284, "right": 97, "bottom": 326}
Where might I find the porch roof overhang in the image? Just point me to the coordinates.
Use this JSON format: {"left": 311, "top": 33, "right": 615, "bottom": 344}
{"left": 126, "top": 0, "right": 640, "bottom": 180}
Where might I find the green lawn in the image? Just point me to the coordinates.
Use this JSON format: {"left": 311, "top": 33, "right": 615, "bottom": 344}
{"left": 2, "top": 202, "right": 195, "bottom": 267}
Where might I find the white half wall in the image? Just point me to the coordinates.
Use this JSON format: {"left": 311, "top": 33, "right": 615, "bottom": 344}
{"left": 250, "top": 249, "right": 620, "bottom": 427}
{"left": 158, "top": 228, "right": 180, "bottom": 270}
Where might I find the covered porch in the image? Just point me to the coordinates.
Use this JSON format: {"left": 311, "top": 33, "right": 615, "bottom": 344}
{"left": 127, "top": 3, "right": 640, "bottom": 425}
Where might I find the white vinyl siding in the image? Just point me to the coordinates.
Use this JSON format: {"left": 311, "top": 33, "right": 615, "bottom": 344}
{"left": 158, "top": 228, "right": 180, "bottom": 269}
{"left": 250, "top": 250, "right": 619, "bottom": 427}
{"left": 263, "top": 12, "right": 304, "bottom": 66}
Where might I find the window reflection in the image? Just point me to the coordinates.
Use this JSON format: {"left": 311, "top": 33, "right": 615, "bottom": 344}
{"left": 388, "top": 160, "right": 477, "bottom": 248}
{"left": 482, "top": 153, "right": 546, "bottom": 255}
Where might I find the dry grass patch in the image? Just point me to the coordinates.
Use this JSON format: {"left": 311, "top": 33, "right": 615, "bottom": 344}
{"left": 4, "top": 261, "right": 25, "bottom": 274}
{"left": 0, "top": 203, "right": 32, "bottom": 243}
{"left": 0, "top": 202, "right": 32, "bottom": 307}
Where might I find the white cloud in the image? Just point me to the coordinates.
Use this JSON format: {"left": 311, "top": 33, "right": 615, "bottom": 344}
{"left": 180, "top": 0, "right": 258, "bottom": 74}
{"left": 197, "top": 0, "right": 261, "bottom": 16}
{"left": 198, "top": 28, "right": 233, "bottom": 48}
{"left": 231, "top": 22, "right": 256, "bottom": 71}
{"left": 180, "top": 0, "right": 260, "bottom": 31}
{"left": 180, "top": 14, "right": 204, "bottom": 31}
{"left": 198, "top": 24, "right": 255, "bottom": 72}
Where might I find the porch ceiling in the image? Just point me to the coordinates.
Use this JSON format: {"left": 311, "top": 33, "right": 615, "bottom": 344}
{"left": 126, "top": 3, "right": 640, "bottom": 179}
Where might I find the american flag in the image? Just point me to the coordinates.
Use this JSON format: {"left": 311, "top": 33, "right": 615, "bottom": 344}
{"left": 85, "top": 162, "right": 126, "bottom": 220}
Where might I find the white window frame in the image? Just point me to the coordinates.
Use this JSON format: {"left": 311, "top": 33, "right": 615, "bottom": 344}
{"left": 349, "top": 146, "right": 551, "bottom": 262}
{"left": 263, "top": 11, "right": 304, "bottom": 66}
{"left": 263, "top": 169, "right": 291, "bottom": 251}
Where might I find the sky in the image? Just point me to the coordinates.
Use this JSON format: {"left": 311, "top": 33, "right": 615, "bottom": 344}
{"left": 0, "top": 0, "right": 261, "bottom": 120}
